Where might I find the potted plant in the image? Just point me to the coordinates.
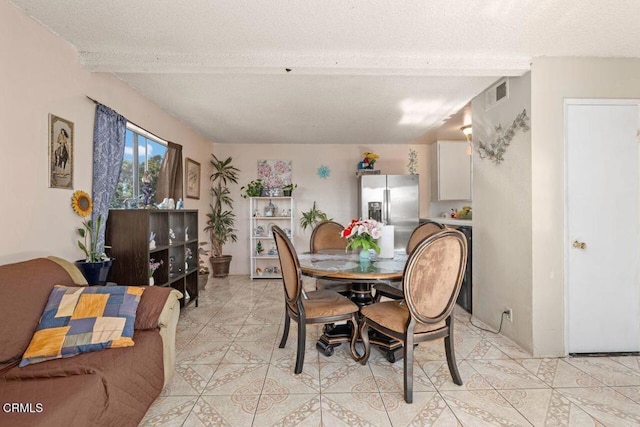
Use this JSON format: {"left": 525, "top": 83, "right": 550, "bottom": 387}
{"left": 240, "top": 179, "right": 265, "bottom": 198}
{"left": 71, "top": 190, "right": 113, "bottom": 285}
{"left": 204, "top": 154, "right": 240, "bottom": 278}
{"left": 300, "top": 201, "right": 332, "bottom": 231}
{"left": 282, "top": 183, "right": 297, "bottom": 197}
{"left": 197, "top": 241, "right": 210, "bottom": 289}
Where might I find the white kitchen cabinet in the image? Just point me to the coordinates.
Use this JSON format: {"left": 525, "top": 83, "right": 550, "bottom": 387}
{"left": 431, "top": 141, "right": 472, "bottom": 201}
{"left": 249, "top": 197, "right": 294, "bottom": 279}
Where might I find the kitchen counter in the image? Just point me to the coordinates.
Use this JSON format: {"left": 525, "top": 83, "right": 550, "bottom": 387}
{"left": 423, "top": 217, "right": 473, "bottom": 227}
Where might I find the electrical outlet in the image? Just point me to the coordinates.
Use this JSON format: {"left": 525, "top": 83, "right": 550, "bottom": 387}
{"left": 504, "top": 308, "right": 513, "bottom": 322}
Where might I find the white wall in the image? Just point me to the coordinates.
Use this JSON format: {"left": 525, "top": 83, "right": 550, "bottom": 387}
{"left": 212, "top": 143, "right": 429, "bottom": 274}
{"left": 0, "top": 2, "right": 213, "bottom": 265}
{"left": 531, "top": 57, "right": 640, "bottom": 356}
{"left": 471, "top": 73, "right": 533, "bottom": 351}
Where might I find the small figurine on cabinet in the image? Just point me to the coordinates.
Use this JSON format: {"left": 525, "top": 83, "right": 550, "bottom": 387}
{"left": 176, "top": 198, "right": 184, "bottom": 209}
{"left": 169, "top": 228, "right": 176, "bottom": 244}
{"left": 141, "top": 171, "right": 154, "bottom": 206}
{"left": 149, "top": 231, "right": 156, "bottom": 250}
{"left": 169, "top": 256, "right": 175, "bottom": 276}
{"left": 268, "top": 245, "right": 277, "bottom": 256}
{"left": 157, "top": 198, "right": 169, "bottom": 209}
{"left": 185, "top": 247, "right": 193, "bottom": 270}
{"left": 184, "top": 227, "right": 189, "bottom": 241}
{"left": 256, "top": 240, "right": 264, "bottom": 256}
{"left": 264, "top": 200, "right": 276, "bottom": 217}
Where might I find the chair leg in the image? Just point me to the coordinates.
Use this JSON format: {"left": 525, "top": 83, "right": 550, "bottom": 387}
{"left": 294, "top": 320, "right": 306, "bottom": 374}
{"left": 404, "top": 333, "right": 414, "bottom": 403}
{"left": 279, "top": 308, "right": 291, "bottom": 349}
{"left": 444, "top": 319, "right": 463, "bottom": 386}
{"left": 358, "top": 321, "right": 371, "bottom": 365}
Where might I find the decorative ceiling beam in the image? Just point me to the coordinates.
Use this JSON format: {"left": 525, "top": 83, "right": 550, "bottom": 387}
{"left": 79, "top": 52, "right": 530, "bottom": 77}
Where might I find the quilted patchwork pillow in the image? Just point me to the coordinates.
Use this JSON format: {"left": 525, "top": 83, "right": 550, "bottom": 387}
{"left": 20, "top": 285, "right": 144, "bottom": 367}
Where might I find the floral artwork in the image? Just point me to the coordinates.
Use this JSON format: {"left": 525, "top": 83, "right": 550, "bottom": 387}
{"left": 257, "top": 160, "right": 291, "bottom": 189}
{"left": 317, "top": 165, "right": 331, "bottom": 179}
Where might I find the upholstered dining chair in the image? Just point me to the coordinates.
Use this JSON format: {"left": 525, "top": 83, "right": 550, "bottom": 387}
{"left": 272, "top": 225, "right": 360, "bottom": 374}
{"left": 310, "top": 221, "right": 351, "bottom": 294}
{"left": 358, "top": 229, "right": 468, "bottom": 403}
{"left": 373, "top": 220, "right": 446, "bottom": 301}
{"left": 405, "top": 220, "right": 445, "bottom": 254}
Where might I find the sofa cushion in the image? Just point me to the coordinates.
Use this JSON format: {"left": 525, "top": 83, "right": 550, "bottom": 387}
{"left": 134, "top": 285, "right": 173, "bottom": 330}
{"left": 20, "top": 285, "right": 144, "bottom": 367}
{"left": 0, "top": 259, "right": 76, "bottom": 364}
{"left": 1, "top": 330, "right": 164, "bottom": 427}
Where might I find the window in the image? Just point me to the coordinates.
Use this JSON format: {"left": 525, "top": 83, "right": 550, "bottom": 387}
{"left": 111, "top": 124, "right": 167, "bottom": 209}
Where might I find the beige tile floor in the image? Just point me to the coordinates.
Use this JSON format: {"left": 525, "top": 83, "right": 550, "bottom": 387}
{"left": 141, "top": 276, "right": 640, "bottom": 426}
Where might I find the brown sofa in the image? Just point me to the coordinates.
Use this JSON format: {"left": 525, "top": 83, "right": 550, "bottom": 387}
{"left": 0, "top": 257, "right": 182, "bottom": 427}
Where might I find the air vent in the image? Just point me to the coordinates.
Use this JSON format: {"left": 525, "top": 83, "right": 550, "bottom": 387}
{"left": 485, "top": 78, "right": 509, "bottom": 111}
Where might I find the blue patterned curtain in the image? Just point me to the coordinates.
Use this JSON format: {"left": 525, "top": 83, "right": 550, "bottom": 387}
{"left": 92, "top": 104, "right": 126, "bottom": 255}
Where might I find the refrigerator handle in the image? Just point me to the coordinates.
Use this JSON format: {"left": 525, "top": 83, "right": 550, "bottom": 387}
{"left": 384, "top": 189, "right": 390, "bottom": 224}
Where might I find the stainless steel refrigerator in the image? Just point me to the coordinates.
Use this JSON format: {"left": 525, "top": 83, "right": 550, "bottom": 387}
{"left": 358, "top": 174, "right": 419, "bottom": 250}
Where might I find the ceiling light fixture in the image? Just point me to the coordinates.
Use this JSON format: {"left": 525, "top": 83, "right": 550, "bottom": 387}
{"left": 461, "top": 124, "right": 473, "bottom": 155}
{"left": 460, "top": 124, "right": 472, "bottom": 139}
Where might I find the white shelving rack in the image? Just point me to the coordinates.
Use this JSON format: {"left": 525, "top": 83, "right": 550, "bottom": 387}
{"left": 249, "top": 197, "right": 294, "bottom": 279}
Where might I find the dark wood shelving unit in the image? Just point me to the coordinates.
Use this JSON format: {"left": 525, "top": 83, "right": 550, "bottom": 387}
{"left": 105, "top": 209, "right": 199, "bottom": 308}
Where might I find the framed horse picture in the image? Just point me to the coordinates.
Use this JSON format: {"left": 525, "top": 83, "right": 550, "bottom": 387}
{"left": 49, "top": 114, "right": 74, "bottom": 189}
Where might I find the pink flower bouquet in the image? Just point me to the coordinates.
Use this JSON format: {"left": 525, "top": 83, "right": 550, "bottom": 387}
{"left": 341, "top": 219, "right": 382, "bottom": 253}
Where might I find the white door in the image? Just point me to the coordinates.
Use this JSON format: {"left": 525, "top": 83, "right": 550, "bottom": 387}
{"left": 567, "top": 100, "right": 640, "bottom": 353}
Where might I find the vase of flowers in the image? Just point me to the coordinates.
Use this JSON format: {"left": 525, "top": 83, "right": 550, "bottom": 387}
{"left": 358, "top": 152, "right": 379, "bottom": 170}
{"left": 149, "top": 258, "right": 163, "bottom": 286}
{"left": 341, "top": 219, "right": 382, "bottom": 261}
{"left": 71, "top": 190, "right": 112, "bottom": 285}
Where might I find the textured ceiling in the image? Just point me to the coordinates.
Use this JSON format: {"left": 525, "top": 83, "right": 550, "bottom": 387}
{"left": 11, "top": 0, "right": 640, "bottom": 144}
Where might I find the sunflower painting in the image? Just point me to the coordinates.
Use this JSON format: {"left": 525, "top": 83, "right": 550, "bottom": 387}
{"left": 49, "top": 114, "right": 74, "bottom": 189}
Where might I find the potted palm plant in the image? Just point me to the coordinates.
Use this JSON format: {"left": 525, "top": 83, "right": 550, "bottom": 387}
{"left": 204, "top": 154, "right": 240, "bottom": 277}
{"left": 300, "top": 201, "right": 332, "bottom": 231}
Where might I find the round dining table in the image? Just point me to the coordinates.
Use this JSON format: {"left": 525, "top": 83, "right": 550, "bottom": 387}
{"left": 297, "top": 249, "right": 408, "bottom": 361}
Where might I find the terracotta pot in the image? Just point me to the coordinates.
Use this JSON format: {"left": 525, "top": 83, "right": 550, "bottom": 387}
{"left": 209, "top": 255, "right": 232, "bottom": 278}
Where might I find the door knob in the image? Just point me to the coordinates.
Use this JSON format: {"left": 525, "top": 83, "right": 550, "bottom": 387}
{"left": 573, "top": 240, "right": 587, "bottom": 250}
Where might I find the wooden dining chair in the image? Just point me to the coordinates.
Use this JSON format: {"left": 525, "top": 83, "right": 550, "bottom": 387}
{"left": 310, "top": 221, "right": 351, "bottom": 294}
{"left": 358, "top": 229, "right": 468, "bottom": 403}
{"left": 272, "top": 225, "right": 360, "bottom": 374}
{"left": 373, "top": 221, "right": 446, "bottom": 301}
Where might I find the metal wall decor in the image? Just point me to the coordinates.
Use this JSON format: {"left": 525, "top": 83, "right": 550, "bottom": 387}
{"left": 317, "top": 165, "right": 331, "bottom": 179}
{"left": 477, "top": 109, "right": 530, "bottom": 165}
{"left": 407, "top": 149, "right": 417, "bottom": 174}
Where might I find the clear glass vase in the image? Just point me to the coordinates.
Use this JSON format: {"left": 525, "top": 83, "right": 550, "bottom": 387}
{"left": 359, "top": 249, "right": 370, "bottom": 261}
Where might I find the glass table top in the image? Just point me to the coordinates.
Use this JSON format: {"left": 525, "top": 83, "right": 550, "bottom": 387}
{"left": 298, "top": 250, "right": 408, "bottom": 281}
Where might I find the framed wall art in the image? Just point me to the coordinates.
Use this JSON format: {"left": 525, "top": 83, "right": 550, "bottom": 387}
{"left": 49, "top": 114, "right": 74, "bottom": 189}
{"left": 185, "top": 157, "right": 201, "bottom": 199}
{"left": 257, "top": 160, "right": 292, "bottom": 189}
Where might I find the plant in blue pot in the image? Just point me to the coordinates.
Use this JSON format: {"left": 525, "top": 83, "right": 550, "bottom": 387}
{"left": 71, "top": 190, "right": 112, "bottom": 285}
